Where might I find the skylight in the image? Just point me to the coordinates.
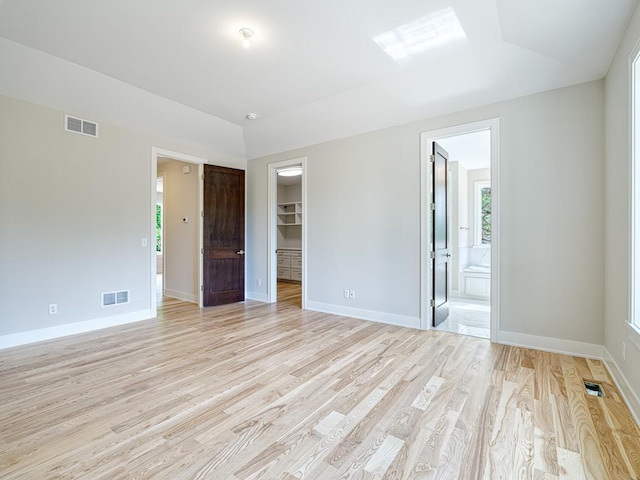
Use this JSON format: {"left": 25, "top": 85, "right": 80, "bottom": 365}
{"left": 373, "top": 7, "right": 466, "bottom": 62}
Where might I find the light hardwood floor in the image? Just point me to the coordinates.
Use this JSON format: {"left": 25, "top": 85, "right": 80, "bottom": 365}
{"left": 0, "top": 283, "right": 639, "bottom": 479}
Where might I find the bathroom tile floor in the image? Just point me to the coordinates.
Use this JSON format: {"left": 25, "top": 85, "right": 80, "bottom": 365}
{"left": 435, "top": 296, "right": 490, "bottom": 339}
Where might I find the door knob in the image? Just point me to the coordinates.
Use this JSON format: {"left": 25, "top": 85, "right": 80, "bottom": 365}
{"left": 236, "top": 250, "right": 245, "bottom": 255}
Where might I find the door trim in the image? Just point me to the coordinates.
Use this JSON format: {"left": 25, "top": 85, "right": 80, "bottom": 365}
{"left": 151, "top": 147, "right": 206, "bottom": 313}
{"left": 267, "top": 157, "right": 307, "bottom": 307}
{"left": 419, "top": 118, "right": 500, "bottom": 343}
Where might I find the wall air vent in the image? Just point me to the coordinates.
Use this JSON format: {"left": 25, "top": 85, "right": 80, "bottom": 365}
{"left": 102, "top": 290, "right": 130, "bottom": 307}
{"left": 65, "top": 115, "right": 99, "bottom": 138}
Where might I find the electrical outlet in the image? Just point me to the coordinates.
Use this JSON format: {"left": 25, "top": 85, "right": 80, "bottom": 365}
{"left": 256, "top": 278, "right": 262, "bottom": 287}
{"left": 344, "top": 289, "right": 349, "bottom": 299}
{"left": 349, "top": 290, "right": 356, "bottom": 299}
{"left": 623, "top": 342, "right": 627, "bottom": 360}
{"left": 49, "top": 304, "right": 58, "bottom": 315}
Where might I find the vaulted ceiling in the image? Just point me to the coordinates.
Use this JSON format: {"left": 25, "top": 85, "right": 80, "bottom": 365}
{"left": 0, "top": 0, "right": 636, "bottom": 158}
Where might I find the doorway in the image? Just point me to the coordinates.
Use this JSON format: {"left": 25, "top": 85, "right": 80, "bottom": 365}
{"left": 155, "top": 156, "right": 203, "bottom": 307}
{"left": 267, "top": 157, "right": 307, "bottom": 307}
{"left": 150, "top": 147, "right": 206, "bottom": 313}
{"left": 421, "top": 119, "right": 500, "bottom": 342}
{"left": 156, "top": 173, "right": 164, "bottom": 302}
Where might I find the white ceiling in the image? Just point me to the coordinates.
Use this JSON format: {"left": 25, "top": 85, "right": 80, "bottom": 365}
{"left": 437, "top": 130, "right": 490, "bottom": 171}
{"left": 0, "top": 0, "right": 636, "bottom": 159}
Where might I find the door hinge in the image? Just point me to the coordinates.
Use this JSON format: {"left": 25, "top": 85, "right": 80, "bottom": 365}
{"left": 201, "top": 211, "right": 204, "bottom": 217}
{"left": 430, "top": 251, "right": 435, "bottom": 259}
{"left": 430, "top": 203, "right": 435, "bottom": 211}
{"left": 430, "top": 299, "right": 435, "bottom": 308}
{"left": 201, "top": 173, "right": 205, "bottom": 180}
{"left": 201, "top": 248, "right": 204, "bottom": 254}
{"left": 201, "top": 285, "right": 204, "bottom": 292}
{"left": 430, "top": 154, "right": 435, "bottom": 163}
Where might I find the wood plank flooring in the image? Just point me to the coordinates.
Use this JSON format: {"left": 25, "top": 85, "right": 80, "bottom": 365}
{"left": 0, "top": 283, "right": 639, "bottom": 479}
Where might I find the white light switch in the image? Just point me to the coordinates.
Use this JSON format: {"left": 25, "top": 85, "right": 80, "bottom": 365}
{"left": 141, "top": 238, "right": 148, "bottom": 247}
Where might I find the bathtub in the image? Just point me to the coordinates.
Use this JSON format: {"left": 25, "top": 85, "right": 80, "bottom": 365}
{"left": 462, "top": 265, "right": 491, "bottom": 299}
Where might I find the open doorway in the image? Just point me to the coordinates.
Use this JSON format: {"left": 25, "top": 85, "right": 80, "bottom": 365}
{"left": 268, "top": 157, "right": 307, "bottom": 308}
{"left": 150, "top": 147, "right": 206, "bottom": 314}
{"left": 156, "top": 174, "right": 164, "bottom": 302}
{"left": 156, "top": 157, "right": 202, "bottom": 306}
{"left": 435, "top": 130, "right": 492, "bottom": 339}
{"left": 276, "top": 165, "right": 303, "bottom": 305}
{"left": 421, "top": 119, "right": 500, "bottom": 342}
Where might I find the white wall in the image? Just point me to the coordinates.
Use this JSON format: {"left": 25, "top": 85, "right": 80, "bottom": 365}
{"left": 604, "top": 4, "right": 640, "bottom": 411}
{"left": 0, "top": 95, "right": 242, "bottom": 342}
{"left": 0, "top": 38, "right": 246, "bottom": 160}
{"left": 247, "top": 80, "right": 605, "bottom": 342}
{"left": 450, "top": 162, "right": 461, "bottom": 292}
{"left": 458, "top": 164, "right": 470, "bottom": 248}
{"left": 157, "top": 160, "right": 199, "bottom": 303}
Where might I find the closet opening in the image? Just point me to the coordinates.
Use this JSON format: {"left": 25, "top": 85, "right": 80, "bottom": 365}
{"left": 267, "top": 157, "right": 307, "bottom": 308}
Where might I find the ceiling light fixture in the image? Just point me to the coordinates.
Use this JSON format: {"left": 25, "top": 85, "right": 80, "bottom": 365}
{"left": 277, "top": 166, "right": 302, "bottom": 177}
{"left": 239, "top": 27, "right": 254, "bottom": 48}
{"left": 246, "top": 113, "right": 257, "bottom": 120}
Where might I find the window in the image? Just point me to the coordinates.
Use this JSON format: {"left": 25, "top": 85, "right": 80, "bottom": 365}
{"left": 630, "top": 46, "right": 640, "bottom": 335}
{"left": 632, "top": 49, "right": 640, "bottom": 331}
{"left": 474, "top": 181, "right": 491, "bottom": 245}
{"left": 156, "top": 203, "right": 162, "bottom": 254}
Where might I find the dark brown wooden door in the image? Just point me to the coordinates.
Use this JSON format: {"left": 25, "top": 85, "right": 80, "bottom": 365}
{"left": 432, "top": 142, "right": 450, "bottom": 326}
{"left": 203, "top": 165, "right": 245, "bottom": 306}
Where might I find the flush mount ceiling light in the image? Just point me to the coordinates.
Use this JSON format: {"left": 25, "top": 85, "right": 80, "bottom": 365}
{"left": 373, "top": 7, "right": 466, "bottom": 63}
{"left": 239, "top": 27, "right": 254, "bottom": 48}
{"left": 277, "top": 166, "right": 302, "bottom": 177}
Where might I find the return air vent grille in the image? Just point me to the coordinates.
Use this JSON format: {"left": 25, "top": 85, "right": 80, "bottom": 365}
{"left": 584, "top": 380, "right": 604, "bottom": 397}
{"left": 102, "top": 290, "right": 129, "bottom": 307}
{"left": 65, "top": 115, "right": 99, "bottom": 138}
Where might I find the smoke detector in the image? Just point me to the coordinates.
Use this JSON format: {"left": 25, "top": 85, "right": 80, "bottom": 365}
{"left": 246, "top": 113, "right": 258, "bottom": 120}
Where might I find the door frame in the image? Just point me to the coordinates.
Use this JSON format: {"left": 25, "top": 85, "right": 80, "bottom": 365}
{"left": 420, "top": 118, "right": 500, "bottom": 342}
{"left": 267, "top": 156, "right": 307, "bottom": 306}
{"left": 151, "top": 147, "right": 206, "bottom": 313}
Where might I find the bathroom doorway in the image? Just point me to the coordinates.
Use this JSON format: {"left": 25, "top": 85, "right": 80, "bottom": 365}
{"left": 421, "top": 119, "right": 499, "bottom": 341}
{"left": 436, "top": 130, "right": 491, "bottom": 338}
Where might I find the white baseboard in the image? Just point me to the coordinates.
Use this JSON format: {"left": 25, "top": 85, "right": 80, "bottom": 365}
{"left": 603, "top": 348, "right": 640, "bottom": 427}
{"left": 305, "top": 301, "right": 420, "bottom": 329}
{"left": 246, "top": 291, "right": 269, "bottom": 302}
{"left": 0, "top": 309, "right": 154, "bottom": 350}
{"left": 164, "top": 289, "right": 198, "bottom": 304}
{"left": 499, "top": 330, "right": 604, "bottom": 359}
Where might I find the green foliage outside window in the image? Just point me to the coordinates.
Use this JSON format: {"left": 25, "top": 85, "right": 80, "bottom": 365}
{"left": 156, "top": 204, "right": 162, "bottom": 253}
{"left": 481, "top": 187, "right": 491, "bottom": 244}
